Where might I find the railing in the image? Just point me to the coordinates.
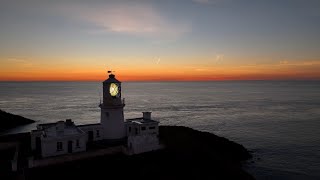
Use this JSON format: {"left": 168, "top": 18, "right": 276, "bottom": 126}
{"left": 99, "top": 98, "right": 125, "bottom": 107}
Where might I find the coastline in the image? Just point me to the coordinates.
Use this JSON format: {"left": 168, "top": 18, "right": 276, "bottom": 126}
{"left": 24, "top": 126, "right": 254, "bottom": 180}
{"left": 0, "top": 111, "right": 254, "bottom": 180}
{"left": 0, "top": 109, "right": 35, "bottom": 133}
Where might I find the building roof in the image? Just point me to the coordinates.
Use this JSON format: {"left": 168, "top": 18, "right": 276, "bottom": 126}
{"left": 77, "top": 123, "right": 101, "bottom": 127}
{"left": 37, "top": 122, "right": 56, "bottom": 129}
{"left": 103, "top": 74, "right": 121, "bottom": 83}
{"left": 126, "top": 118, "right": 159, "bottom": 125}
{"left": 37, "top": 120, "right": 85, "bottom": 139}
{"left": 44, "top": 126, "right": 84, "bottom": 138}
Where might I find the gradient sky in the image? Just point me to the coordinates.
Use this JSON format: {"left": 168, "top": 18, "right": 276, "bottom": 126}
{"left": 1, "top": 0, "right": 320, "bottom": 81}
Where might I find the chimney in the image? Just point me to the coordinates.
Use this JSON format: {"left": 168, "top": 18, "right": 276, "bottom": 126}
{"left": 143, "top": 112, "right": 151, "bottom": 120}
{"left": 65, "top": 119, "right": 73, "bottom": 126}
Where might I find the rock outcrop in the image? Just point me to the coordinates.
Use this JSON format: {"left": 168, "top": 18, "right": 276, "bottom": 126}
{"left": 0, "top": 109, "right": 35, "bottom": 132}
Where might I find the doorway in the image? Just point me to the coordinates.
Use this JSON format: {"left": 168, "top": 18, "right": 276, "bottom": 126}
{"left": 68, "top": 141, "right": 73, "bottom": 153}
{"left": 88, "top": 131, "right": 94, "bottom": 142}
{"left": 35, "top": 137, "right": 41, "bottom": 156}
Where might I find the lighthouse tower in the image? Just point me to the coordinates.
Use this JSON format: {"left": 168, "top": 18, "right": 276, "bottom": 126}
{"left": 100, "top": 73, "right": 126, "bottom": 140}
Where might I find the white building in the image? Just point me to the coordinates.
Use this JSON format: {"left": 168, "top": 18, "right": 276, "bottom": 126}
{"left": 77, "top": 123, "right": 104, "bottom": 142}
{"left": 126, "top": 112, "right": 161, "bottom": 154}
{"left": 30, "top": 73, "right": 160, "bottom": 158}
{"left": 31, "top": 119, "right": 87, "bottom": 158}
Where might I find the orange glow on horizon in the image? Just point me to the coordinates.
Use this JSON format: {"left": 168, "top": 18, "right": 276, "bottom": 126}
{"left": 1, "top": 58, "right": 320, "bottom": 81}
{"left": 1, "top": 70, "right": 319, "bottom": 81}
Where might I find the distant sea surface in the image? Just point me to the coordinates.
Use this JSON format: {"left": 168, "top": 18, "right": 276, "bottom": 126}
{"left": 1, "top": 81, "right": 320, "bottom": 179}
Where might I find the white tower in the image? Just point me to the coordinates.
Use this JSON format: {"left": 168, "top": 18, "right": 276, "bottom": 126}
{"left": 100, "top": 73, "right": 126, "bottom": 140}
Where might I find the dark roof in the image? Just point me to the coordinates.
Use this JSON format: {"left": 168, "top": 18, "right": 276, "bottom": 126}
{"left": 126, "top": 118, "right": 159, "bottom": 124}
{"left": 103, "top": 74, "right": 121, "bottom": 83}
{"left": 77, "top": 123, "right": 101, "bottom": 127}
{"left": 37, "top": 122, "right": 56, "bottom": 128}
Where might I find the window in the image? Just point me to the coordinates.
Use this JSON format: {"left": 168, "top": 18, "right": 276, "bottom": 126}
{"left": 149, "top": 126, "right": 155, "bottom": 130}
{"left": 96, "top": 130, "right": 100, "bottom": 137}
{"left": 129, "top": 127, "right": 131, "bottom": 132}
{"left": 57, "top": 142, "right": 63, "bottom": 151}
{"left": 141, "top": 127, "right": 146, "bottom": 131}
{"left": 76, "top": 140, "right": 80, "bottom": 148}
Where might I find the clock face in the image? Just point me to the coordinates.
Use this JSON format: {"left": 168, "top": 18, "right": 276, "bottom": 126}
{"left": 109, "top": 83, "right": 119, "bottom": 97}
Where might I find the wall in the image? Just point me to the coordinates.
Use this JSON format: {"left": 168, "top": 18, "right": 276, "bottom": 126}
{"left": 126, "top": 123, "right": 159, "bottom": 136}
{"left": 101, "top": 107, "right": 126, "bottom": 139}
{"left": 31, "top": 130, "right": 42, "bottom": 151}
{"left": 78, "top": 124, "right": 104, "bottom": 141}
{"left": 127, "top": 134, "right": 160, "bottom": 154}
{"left": 41, "top": 135, "right": 86, "bottom": 158}
{"left": 139, "top": 124, "right": 159, "bottom": 136}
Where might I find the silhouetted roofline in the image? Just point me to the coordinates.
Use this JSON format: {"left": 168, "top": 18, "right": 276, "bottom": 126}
{"left": 77, "top": 123, "right": 101, "bottom": 127}
{"left": 126, "top": 118, "right": 159, "bottom": 124}
{"left": 103, "top": 74, "right": 121, "bottom": 83}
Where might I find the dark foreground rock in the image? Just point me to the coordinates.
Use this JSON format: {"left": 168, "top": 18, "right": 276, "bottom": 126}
{"left": 0, "top": 109, "right": 35, "bottom": 132}
{"left": 0, "top": 110, "right": 253, "bottom": 180}
{"left": 22, "top": 126, "right": 254, "bottom": 180}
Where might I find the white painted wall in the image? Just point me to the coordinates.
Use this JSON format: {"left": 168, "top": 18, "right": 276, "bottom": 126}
{"left": 101, "top": 107, "right": 126, "bottom": 140}
{"left": 126, "top": 123, "right": 139, "bottom": 136}
{"left": 41, "top": 135, "right": 86, "bottom": 158}
{"left": 139, "top": 124, "right": 158, "bottom": 136}
{"left": 31, "top": 130, "right": 42, "bottom": 151}
{"left": 126, "top": 123, "right": 159, "bottom": 136}
{"left": 78, "top": 124, "right": 104, "bottom": 141}
{"left": 127, "top": 134, "right": 160, "bottom": 154}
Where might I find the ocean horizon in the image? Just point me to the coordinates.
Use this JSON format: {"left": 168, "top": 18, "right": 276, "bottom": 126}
{"left": 1, "top": 81, "right": 320, "bottom": 180}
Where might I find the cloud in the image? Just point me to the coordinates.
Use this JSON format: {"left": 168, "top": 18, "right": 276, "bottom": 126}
{"left": 192, "top": 0, "right": 211, "bottom": 4}
{"left": 279, "top": 60, "right": 289, "bottom": 64}
{"left": 7, "top": 58, "right": 33, "bottom": 67}
{"left": 156, "top": 58, "right": 161, "bottom": 64}
{"left": 195, "top": 68, "right": 209, "bottom": 71}
{"left": 8, "top": 58, "right": 28, "bottom": 63}
{"left": 192, "top": 0, "right": 229, "bottom": 6}
{"left": 215, "top": 54, "right": 224, "bottom": 61}
{"left": 192, "top": 0, "right": 224, "bottom": 5}
{"left": 278, "top": 60, "right": 320, "bottom": 66}
{"left": 59, "top": 3, "right": 190, "bottom": 38}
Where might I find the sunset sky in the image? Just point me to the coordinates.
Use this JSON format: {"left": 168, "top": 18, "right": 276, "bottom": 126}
{"left": 1, "top": 0, "right": 320, "bottom": 81}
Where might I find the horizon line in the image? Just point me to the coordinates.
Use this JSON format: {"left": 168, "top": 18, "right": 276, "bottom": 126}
{"left": 1, "top": 79, "right": 319, "bottom": 83}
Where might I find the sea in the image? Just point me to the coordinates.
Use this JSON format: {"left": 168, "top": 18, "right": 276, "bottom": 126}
{"left": 0, "top": 81, "right": 319, "bottom": 180}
